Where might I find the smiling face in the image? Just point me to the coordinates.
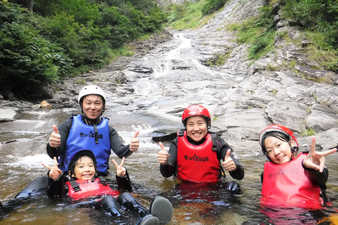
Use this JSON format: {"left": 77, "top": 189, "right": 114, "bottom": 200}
{"left": 264, "top": 136, "right": 294, "bottom": 164}
{"left": 82, "top": 95, "right": 104, "bottom": 120}
{"left": 186, "top": 115, "right": 208, "bottom": 142}
{"left": 72, "top": 156, "right": 96, "bottom": 180}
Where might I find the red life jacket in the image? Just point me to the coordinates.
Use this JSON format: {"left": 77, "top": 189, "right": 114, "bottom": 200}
{"left": 66, "top": 178, "right": 119, "bottom": 201}
{"left": 261, "top": 153, "right": 322, "bottom": 209}
{"left": 177, "top": 131, "right": 220, "bottom": 183}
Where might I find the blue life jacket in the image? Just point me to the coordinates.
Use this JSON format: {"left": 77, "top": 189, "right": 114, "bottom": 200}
{"left": 61, "top": 115, "right": 111, "bottom": 174}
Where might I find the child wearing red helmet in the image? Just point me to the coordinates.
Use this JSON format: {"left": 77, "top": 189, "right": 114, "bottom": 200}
{"left": 259, "top": 124, "right": 337, "bottom": 209}
{"left": 157, "top": 104, "right": 244, "bottom": 185}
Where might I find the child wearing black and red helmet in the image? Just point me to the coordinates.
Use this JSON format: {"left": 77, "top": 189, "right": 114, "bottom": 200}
{"left": 43, "top": 150, "right": 173, "bottom": 225}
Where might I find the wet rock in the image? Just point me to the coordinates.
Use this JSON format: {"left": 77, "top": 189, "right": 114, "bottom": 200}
{"left": 264, "top": 101, "right": 307, "bottom": 133}
{"left": 306, "top": 104, "right": 338, "bottom": 132}
{"left": 129, "top": 66, "right": 154, "bottom": 74}
{"left": 0, "top": 108, "right": 17, "bottom": 121}
{"left": 294, "top": 65, "right": 336, "bottom": 84}
{"left": 151, "top": 132, "right": 177, "bottom": 142}
{"left": 41, "top": 100, "right": 52, "bottom": 109}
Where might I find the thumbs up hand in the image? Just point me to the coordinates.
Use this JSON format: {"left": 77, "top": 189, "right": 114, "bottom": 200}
{"left": 157, "top": 142, "right": 170, "bottom": 165}
{"left": 130, "top": 131, "right": 140, "bottom": 152}
{"left": 221, "top": 149, "right": 236, "bottom": 172}
{"left": 49, "top": 125, "right": 61, "bottom": 148}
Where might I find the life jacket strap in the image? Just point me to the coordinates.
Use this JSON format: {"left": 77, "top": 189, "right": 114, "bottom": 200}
{"left": 178, "top": 129, "right": 184, "bottom": 137}
{"left": 98, "top": 176, "right": 108, "bottom": 186}
{"left": 210, "top": 133, "right": 218, "bottom": 152}
{"left": 69, "top": 180, "right": 81, "bottom": 192}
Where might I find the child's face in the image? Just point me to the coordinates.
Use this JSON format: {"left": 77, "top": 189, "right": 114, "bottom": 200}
{"left": 264, "top": 136, "right": 293, "bottom": 164}
{"left": 73, "top": 156, "right": 95, "bottom": 180}
{"left": 186, "top": 115, "right": 208, "bottom": 142}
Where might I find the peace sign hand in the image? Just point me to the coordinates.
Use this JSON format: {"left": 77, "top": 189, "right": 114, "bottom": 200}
{"left": 42, "top": 157, "right": 62, "bottom": 180}
{"left": 221, "top": 149, "right": 236, "bottom": 172}
{"left": 157, "top": 142, "right": 170, "bottom": 165}
{"left": 112, "top": 157, "right": 126, "bottom": 177}
{"left": 303, "top": 136, "right": 337, "bottom": 172}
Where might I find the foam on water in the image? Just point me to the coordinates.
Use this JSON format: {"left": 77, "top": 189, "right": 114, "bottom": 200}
{"left": 6, "top": 154, "right": 54, "bottom": 169}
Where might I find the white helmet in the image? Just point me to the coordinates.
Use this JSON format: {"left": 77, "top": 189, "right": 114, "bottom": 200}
{"left": 78, "top": 85, "right": 106, "bottom": 104}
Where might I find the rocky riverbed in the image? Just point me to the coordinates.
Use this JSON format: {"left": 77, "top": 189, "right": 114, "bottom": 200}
{"left": 1, "top": 0, "right": 338, "bottom": 155}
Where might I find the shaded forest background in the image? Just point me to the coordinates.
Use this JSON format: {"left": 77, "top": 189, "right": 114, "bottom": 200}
{"left": 0, "top": 0, "right": 167, "bottom": 99}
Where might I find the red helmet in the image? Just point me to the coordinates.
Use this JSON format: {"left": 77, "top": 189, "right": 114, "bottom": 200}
{"left": 259, "top": 124, "right": 299, "bottom": 147}
{"left": 182, "top": 104, "right": 211, "bottom": 125}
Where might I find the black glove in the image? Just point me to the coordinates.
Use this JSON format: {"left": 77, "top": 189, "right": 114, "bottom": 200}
{"left": 227, "top": 181, "right": 240, "bottom": 194}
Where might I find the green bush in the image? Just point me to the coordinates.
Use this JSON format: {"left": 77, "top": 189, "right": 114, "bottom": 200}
{"left": 282, "top": 0, "right": 338, "bottom": 71}
{"left": 0, "top": 0, "right": 167, "bottom": 99}
{"left": 202, "top": 0, "right": 228, "bottom": 15}
{"left": 0, "top": 2, "right": 71, "bottom": 98}
{"left": 283, "top": 0, "right": 338, "bottom": 48}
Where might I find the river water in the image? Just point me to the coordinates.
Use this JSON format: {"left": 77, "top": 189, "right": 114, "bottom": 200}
{"left": 1, "top": 32, "right": 338, "bottom": 225}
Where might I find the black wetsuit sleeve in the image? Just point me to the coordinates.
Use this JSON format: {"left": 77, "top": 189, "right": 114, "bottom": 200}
{"left": 47, "top": 174, "right": 68, "bottom": 198}
{"left": 46, "top": 119, "right": 73, "bottom": 159}
{"left": 303, "top": 163, "right": 329, "bottom": 186}
{"left": 109, "top": 126, "right": 133, "bottom": 158}
{"left": 217, "top": 136, "right": 244, "bottom": 180}
{"left": 116, "top": 169, "right": 132, "bottom": 191}
{"left": 159, "top": 138, "right": 178, "bottom": 178}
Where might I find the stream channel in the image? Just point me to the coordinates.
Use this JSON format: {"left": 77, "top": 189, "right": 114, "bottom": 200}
{"left": 1, "top": 31, "right": 338, "bottom": 225}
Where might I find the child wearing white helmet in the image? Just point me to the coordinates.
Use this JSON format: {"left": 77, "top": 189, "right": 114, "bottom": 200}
{"left": 259, "top": 124, "right": 337, "bottom": 209}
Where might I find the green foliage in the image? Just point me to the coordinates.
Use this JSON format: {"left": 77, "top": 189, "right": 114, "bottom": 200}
{"left": 77, "top": 79, "right": 86, "bottom": 85}
{"left": 248, "top": 28, "right": 275, "bottom": 60}
{"left": 0, "top": 1, "right": 167, "bottom": 99}
{"left": 282, "top": 0, "right": 338, "bottom": 72}
{"left": 228, "top": 6, "right": 275, "bottom": 60}
{"left": 283, "top": 0, "right": 338, "bottom": 47}
{"left": 166, "top": 0, "right": 208, "bottom": 30}
{"left": 301, "top": 128, "right": 316, "bottom": 137}
{"left": 202, "top": 0, "right": 228, "bottom": 15}
{"left": 0, "top": 2, "right": 71, "bottom": 98}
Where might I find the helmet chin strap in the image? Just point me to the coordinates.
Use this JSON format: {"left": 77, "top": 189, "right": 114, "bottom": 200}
{"left": 80, "top": 107, "right": 105, "bottom": 125}
{"left": 290, "top": 144, "right": 299, "bottom": 160}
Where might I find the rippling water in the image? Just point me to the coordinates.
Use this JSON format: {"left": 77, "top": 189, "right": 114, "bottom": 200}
{"left": 2, "top": 31, "right": 338, "bottom": 224}
{"left": 1, "top": 109, "right": 338, "bottom": 225}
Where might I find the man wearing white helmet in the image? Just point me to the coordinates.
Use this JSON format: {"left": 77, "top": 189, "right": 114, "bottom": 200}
{"left": 46, "top": 85, "right": 140, "bottom": 176}
{"left": 13, "top": 85, "right": 139, "bottom": 200}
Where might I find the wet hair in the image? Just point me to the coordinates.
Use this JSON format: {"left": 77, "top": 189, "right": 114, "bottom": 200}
{"left": 261, "top": 131, "right": 299, "bottom": 161}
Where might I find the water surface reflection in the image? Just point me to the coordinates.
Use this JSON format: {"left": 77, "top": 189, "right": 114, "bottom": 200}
{"left": 1, "top": 110, "right": 338, "bottom": 224}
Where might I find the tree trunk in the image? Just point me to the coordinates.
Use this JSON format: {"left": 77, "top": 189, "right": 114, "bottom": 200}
{"left": 26, "top": 0, "right": 34, "bottom": 12}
